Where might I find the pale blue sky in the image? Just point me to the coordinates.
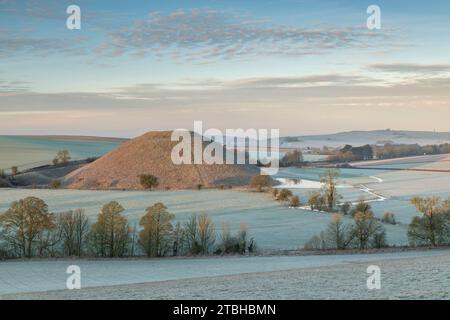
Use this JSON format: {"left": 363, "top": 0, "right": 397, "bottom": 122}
{"left": 1, "top": 0, "right": 450, "bottom": 137}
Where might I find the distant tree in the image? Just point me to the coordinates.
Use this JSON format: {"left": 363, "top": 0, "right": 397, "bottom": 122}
{"left": 250, "top": 175, "right": 272, "bottom": 192}
{"left": 320, "top": 169, "right": 340, "bottom": 211}
{"left": 51, "top": 180, "right": 62, "bottom": 189}
{"left": 304, "top": 231, "right": 327, "bottom": 251}
{"left": 272, "top": 188, "right": 279, "bottom": 198}
{"left": 53, "top": 150, "right": 71, "bottom": 166}
{"left": 0, "top": 197, "right": 55, "bottom": 258}
{"left": 277, "top": 188, "right": 293, "bottom": 202}
{"left": 184, "top": 214, "right": 201, "bottom": 254}
{"left": 350, "top": 199, "right": 373, "bottom": 217}
{"left": 11, "top": 166, "right": 18, "bottom": 175}
{"left": 306, "top": 209, "right": 388, "bottom": 251}
{"left": 371, "top": 230, "right": 388, "bottom": 249}
{"left": 88, "top": 201, "right": 130, "bottom": 257}
{"left": 281, "top": 150, "right": 304, "bottom": 167}
{"left": 139, "top": 174, "right": 159, "bottom": 190}
{"left": 352, "top": 211, "right": 385, "bottom": 250}
{"left": 308, "top": 191, "right": 322, "bottom": 210}
{"left": 325, "top": 214, "right": 354, "bottom": 250}
{"left": 139, "top": 203, "right": 175, "bottom": 257}
{"left": 340, "top": 201, "right": 352, "bottom": 215}
{"left": 0, "top": 169, "right": 6, "bottom": 178}
{"left": 382, "top": 212, "right": 396, "bottom": 225}
{"left": 408, "top": 197, "right": 449, "bottom": 246}
{"left": 289, "top": 195, "right": 301, "bottom": 207}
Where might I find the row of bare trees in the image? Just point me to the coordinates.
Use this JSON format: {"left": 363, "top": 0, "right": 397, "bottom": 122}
{"left": 305, "top": 211, "right": 387, "bottom": 251}
{"left": 0, "top": 197, "right": 254, "bottom": 259}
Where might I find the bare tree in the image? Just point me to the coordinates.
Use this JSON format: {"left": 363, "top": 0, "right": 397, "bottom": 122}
{"left": 238, "top": 223, "right": 248, "bottom": 254}
{"left": 304, "top": 231, "right": 327, "bottom": 250}
{"left": 58, "top": 209, "right": 90, "bottom": 257}
{"left": 172, "top": 222, "right": 185, "bottom": 256}
{"left": 218, "top": 222, "right": 250, "bottom": 254}
{"left": 325, "top": 214, "right": 354, "bottom": 250}
{"left": 197, "top": 212, "right": 216, "bottom": 254}
{"left": 184, "top": 214, "right": 200, "bottom": 254}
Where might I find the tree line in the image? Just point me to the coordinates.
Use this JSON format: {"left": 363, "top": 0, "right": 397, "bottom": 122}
{"left": 328, "top": 142, "right": 450, "bottom": 163}
{"left": 304, "top": 170, "right": 450, "bottom": 250}
{"left": 305, "top": 196, "right": 450, "bottom": 250}
{"left": 0, "top": 198, "right": 255, "bottom": 259}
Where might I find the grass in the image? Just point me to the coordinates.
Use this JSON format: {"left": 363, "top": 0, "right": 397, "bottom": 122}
{"left": 0, "top": 188, "right": 409, "bottom": 250}
{"left": 0, "top": 136, "right": 121, "bottom": 170}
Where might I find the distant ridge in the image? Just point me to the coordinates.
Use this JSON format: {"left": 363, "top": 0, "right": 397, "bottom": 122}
{"left": 64, "top": 131, "right": 259, "bottom": 190}
{"left": 280, "top": 129, "right": 450, "bottom": 149}
{"left": 7, "top": 135, "right": 129, "bottom": 143}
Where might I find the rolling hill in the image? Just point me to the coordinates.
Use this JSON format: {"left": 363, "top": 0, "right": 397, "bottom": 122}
{"left": 64, "top": 131, "right": 260, "bottom": 190}
{"left": 281, "top": 130, "right": 450, "bottom": 149}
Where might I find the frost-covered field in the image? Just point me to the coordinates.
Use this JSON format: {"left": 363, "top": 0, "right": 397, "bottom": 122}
{"left": 276, "top": 156, "right": 450, "bottom": 225}
{"left": 1, "top": 250, "right": 448, "bottom": 299}
{"left": 1, "top": 154, "right": 449, "bottom": 252}
{"left": 0, "top": 136, "right": 121, "bottom": 170}
{"left": 281, "top": 130, "right": 450, "bottom": 149}
{"left": 1, "top": 143, "right": 450, "bottom": 300}
{"left": 0, "top": 188, "right": 409, "bottom": 249}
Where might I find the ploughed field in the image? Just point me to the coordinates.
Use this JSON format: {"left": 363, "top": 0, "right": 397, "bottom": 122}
{"left": 1, "top": 250, "right": 448, "bottom": 299}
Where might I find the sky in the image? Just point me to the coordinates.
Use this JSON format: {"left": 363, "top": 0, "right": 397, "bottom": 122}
{"left": 1, "top": 0, "right": 450, "bottom": 138}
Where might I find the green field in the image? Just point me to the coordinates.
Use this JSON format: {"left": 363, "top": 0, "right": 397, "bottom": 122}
{"left": 0, "top": 136, "right": 122, "bottom": 170}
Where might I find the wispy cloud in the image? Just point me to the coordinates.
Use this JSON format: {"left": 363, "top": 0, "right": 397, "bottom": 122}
{"left": 0, "top": 35, "right": 83, "bottom": 58}
{"left": 98, "top": 8, "right": 388, "bottom": 63}
{"left": 370, "top": 63, "right": 450, "bottom": 74}
{"left": 0, "top": 80, "right": 30, "bottom": 93}
{"left": 3, "top": 72, "right": 450, "bottom": 110}
{"left": 1, "top": 72, "right": 450, "bottom": 135}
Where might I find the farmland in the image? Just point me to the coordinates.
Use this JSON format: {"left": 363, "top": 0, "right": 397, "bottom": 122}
{"left": 1, "top": 249, "right": 448, "bottom": 299}
{"left": 1, "top": 135, "right": 450, "bottom": 299}
{"left": 0, "top": 136, "right": 123, "bottom": 170}
{"left": 2, "top": 153, "right": 450, "bottom": 250}
{"left": 0, "top": 187, "right": 410, "bottom": 250}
